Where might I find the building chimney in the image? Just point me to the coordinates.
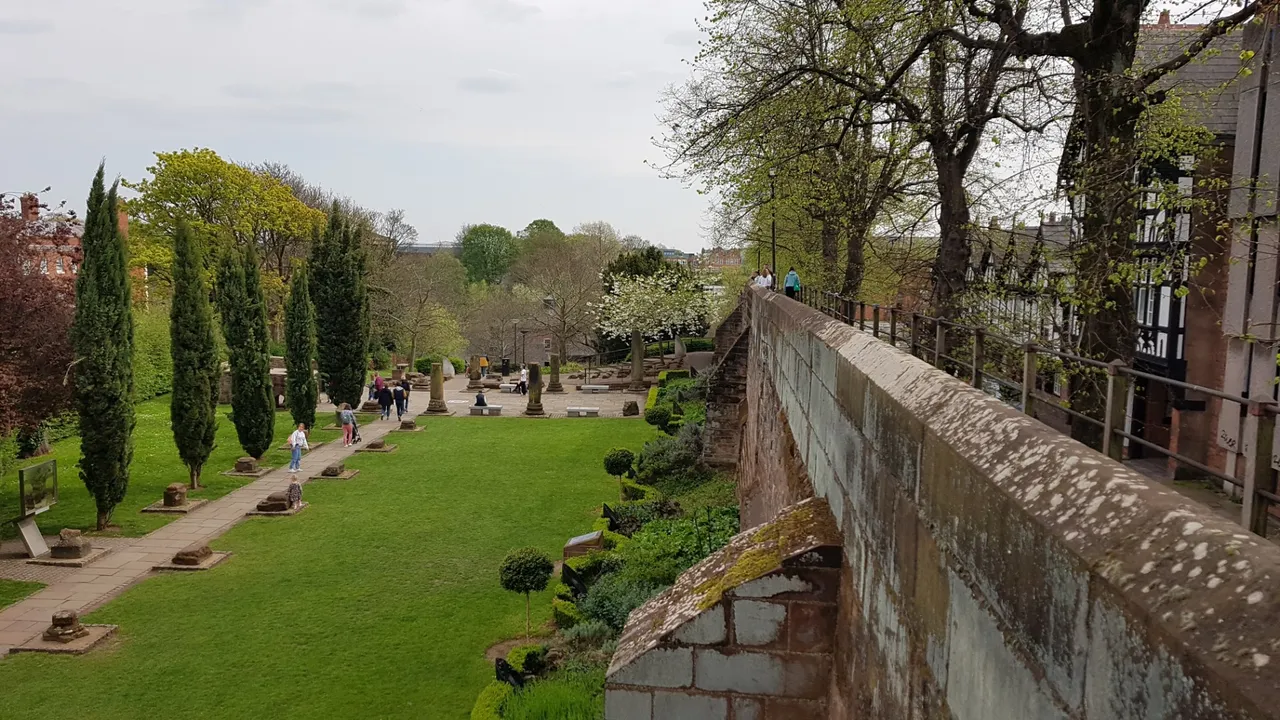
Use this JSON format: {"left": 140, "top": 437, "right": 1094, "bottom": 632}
{"left": 19, "top": 193, "right": 39, "bottom": 222}
{"left": 117, "top": 207, "right": 129, "bottom": 239}
{"left": 1158, "top": 9, "right": 1171, "bottom": 25}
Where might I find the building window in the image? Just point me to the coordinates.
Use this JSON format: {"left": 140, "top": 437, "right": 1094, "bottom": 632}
{"left": 55, "top": 257, "right": 64, "bottom": 274}
{"left": 39, "top": 259, "right": 48, "bottom": 274}
{"left": 543, "top": 338, "right": 552, "bottom": 352}
{"left": 72, "top": 262, "right": 78, "bottom": 274}
{"left": 22, "top": 260, "right": 32, "bottom": 275}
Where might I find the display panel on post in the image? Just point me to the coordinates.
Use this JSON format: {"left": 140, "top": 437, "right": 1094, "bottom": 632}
{"left": 18, "top": 459, "right": 58, "bottom": 518}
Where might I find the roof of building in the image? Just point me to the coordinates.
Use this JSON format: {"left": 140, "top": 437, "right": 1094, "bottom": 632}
{"left": 400, "top": 243, "right": 460, "bottom": 256}
{"left": 606, "top": 497, "right": 840, "bottom": 677}
{"left": 1137, "top": 18, "right": 1244, "bottom": 137}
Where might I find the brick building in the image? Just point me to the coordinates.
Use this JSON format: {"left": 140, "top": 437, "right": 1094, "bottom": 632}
{"left": 15, "top": 193, "right": 83, "bottom": 280}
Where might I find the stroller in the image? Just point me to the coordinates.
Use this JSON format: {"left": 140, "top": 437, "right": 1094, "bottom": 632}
{"left": 351, "top": 414, "right": 363, "bottom": 445}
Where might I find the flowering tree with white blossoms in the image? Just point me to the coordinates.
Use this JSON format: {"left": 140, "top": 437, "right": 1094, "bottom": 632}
{"left": 595, "top": 265, "right": 715, "bottom": 348}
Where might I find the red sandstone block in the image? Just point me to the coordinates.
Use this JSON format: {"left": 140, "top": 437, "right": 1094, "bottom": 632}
{"left": 765, "top": 697, "right": 826, "bottom": 719}
{"left": 782, "top": 653, "right": 831, "bottom": 699}
{"left": 788, "top": 602, "right": 837, "bottom": 653}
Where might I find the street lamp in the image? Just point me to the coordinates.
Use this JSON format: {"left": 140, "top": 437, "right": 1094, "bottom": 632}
{"left": 768, "top": 168, "right": 777, "bottom": 287}
{"left": 520, "top": 330, "right": 528, "bottom": 366}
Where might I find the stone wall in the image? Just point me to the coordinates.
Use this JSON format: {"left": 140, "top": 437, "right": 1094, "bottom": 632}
{"left": 730, "top": 286, "right": 1280, "bottom": 718}
{"left": 703, "top": 303, "right": 751, "bottom": 471}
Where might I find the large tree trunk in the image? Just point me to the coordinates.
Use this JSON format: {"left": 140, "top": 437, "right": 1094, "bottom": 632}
{"left": 629, "top": 330, "right": 646, "bottom": 391}
{"left": 96, "top": 510, "right": 113, "bottom": 531}
{"left": 189, "top": 465, "right": 202, "bottom": 491}
{"left": 930, "top": 155, "right": 972, "bottom": 319}
{"left": 1067, "top": 63, "right": 1144, "bottom": 451}
{"left": 820, "top": 215, "right": 840, "bottom": 290}
{"left": 843, "top": 215, "right": 871, "bottom": 297}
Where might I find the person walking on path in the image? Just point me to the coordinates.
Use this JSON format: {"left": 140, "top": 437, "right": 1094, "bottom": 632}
{"left": 754, "top": 268, "right": 772, "bottom": 289}
{"left": 287, "top": 423, "right": 309, "bottom": 472}
{"left": 784, "top": 267, "right": 801, "bottom": 299}
{"left": 377, "top": 384, "right": 394, "bottom": 420}
{"left": 401, "top": 379, "right": 411, "bottom": 410}
{"left": 339, "top": 403, "right": 356, "bottom": 447}
{"left": 392, "top": 383, "right": 406, "bottom": 420}
{"left": 518, "top": 366, "right": 529, "bottom": 396}
{"left": 479, "top": 355, "right": 489, "bottom": 378}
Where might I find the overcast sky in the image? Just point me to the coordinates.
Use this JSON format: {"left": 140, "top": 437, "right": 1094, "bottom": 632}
{"left": 0, "top": 0, "right": 713, "bottom": 251}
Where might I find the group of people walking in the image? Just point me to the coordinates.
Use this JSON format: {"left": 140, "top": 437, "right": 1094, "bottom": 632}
{"left": 751, "top": 266, "right": 802, "bottom": 299}
{"left": 368, "top": 373, "right": 411, "bottom": 421}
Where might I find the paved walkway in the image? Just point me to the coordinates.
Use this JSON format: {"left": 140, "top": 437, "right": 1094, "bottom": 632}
{"left": 446, "top": 374, "right": 649, "bottom": 417}
{"left": 0, "top": 406, "right": 413, "bottom": 656}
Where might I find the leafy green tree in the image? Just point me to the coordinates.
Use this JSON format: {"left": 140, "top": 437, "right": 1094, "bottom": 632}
{"left": 603, "top": 448, "right": 636, "bottom": 500}
{"left": 285, "top": 261, "right": 318, "bottom": 429}
{"left": 218, "top": 247, "right": 276, "bottom": 458}
{"left": 499, "top": 547, "right": 555, "bottom": 639}
{"left": 310, "top": 205, "right": 370, "bottom": 407}
{"left": 169, "top": 220, "right": 219, "bottom": 489}
{"left": 518, "top": 219, "right": 564, "bottom": 240}
{"left": 72, "top": 164, "right": 136, "bottom": 530}
{"left": 458, "top": 223, "right": 518, "bottom": 284}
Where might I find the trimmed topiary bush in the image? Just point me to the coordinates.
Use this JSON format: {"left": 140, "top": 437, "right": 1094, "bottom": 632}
{"left": 500, "top": 547, "right": 555, "bottom": 639}
{"left": 643, "top": 406, "right": 672, "bottom": 430}
{"left": 552, "top": 598, "right": 583, "bottom": 628}
{"left": 470, "top": 681, "right": 513, "bottom": 720}
{"left": 657, "top": 369, "right": 690, "bottom": 387}
{"left": 644, "top": 386, "right": 660, "bottom": 410}
{"left": 620, "top": 479, "right": 658, "bottom": 502}
{"left": 563, "top": 552, "right": 624, "bottom": 585}
{"left": 507, "top": 644, "right": 548, "bottom": 675}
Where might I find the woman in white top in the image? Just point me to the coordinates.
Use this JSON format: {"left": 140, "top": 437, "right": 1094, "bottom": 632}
{"left": 287, "top": 424, "right": 309, "bottom": 472}
{"left": 519, "top": 367, "right": 529, "bottom": 396}
{"left": 755, "top": 268, "right": 773, "bottom": 289}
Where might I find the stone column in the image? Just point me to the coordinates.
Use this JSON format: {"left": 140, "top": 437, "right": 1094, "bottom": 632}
{"left": 467, "top": 354, "right": 483, "bottom": 390}
{"left": 427, "top": 362, "right": 448, "bottom": 414}
{"left": 547, "top": 354, "right": 564, "bottom": 393}
{"left": 628, "top": 329, "right": 646, "bottom": 391}
{"left": 524, "top": 363, "right": 545, "bottom": 416}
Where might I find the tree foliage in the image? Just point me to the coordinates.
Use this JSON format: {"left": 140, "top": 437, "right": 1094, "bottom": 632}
{"left": 0, "top": 203, "right": 75, "bottom": 452}
{"left": 285, "top": 261, "right": 319, "bottom": 430}
{"left": 459, "top": 223, "right": 518, "bottom": 284}
{"left": 72, "top": 165, "right": 136, "bottom": 530}
{"left": 499, "top": 547, "right": 555, "bottom": 639}
{"left": 604, "top": 448, "right": 635, "bottom": 478}
{"left": 310, "top": 205, "right": 370, "bottom": 408}
{"left": 371, "top": 252, "right": 467, "bottom": 367}
{"left": 217, "top": 247, "right": 276, "bottom": 458}
{"left": 595, "top": 266, "right": 714, "bottom": 341}
{"left": 512, "top": 232, "right": 617, "bottom": 359}
{"left": 169, "top": 220, "right": 220, "bottom": 488}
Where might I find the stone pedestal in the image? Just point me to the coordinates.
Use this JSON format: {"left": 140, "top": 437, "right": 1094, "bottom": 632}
{"left": 322, "top": 462, "right": 345, "bottom": 477}
{"left": 360, "top": 400, "right": 382, "bottom": 414}
{"left": 163, "top": 483, "right": 187, "bottom": 507}
{"left": 50, "top": 529, "right": 91, "bottom": 560}
{"left": 235, "top": 457, "right": 258, "bottom": 474}
{"left": 525, "top": 363, "right": 546, "bottom": 416}
{"left": 43, "top": 611, "right": 90, "bottom": 643}
{"left": 173, "top": 542, "right": 212, "bottom": 566}
{"left": 547, "top": 354, "right": 564, "bottom": 393}
{"left": 467, "top": 355, "right": 484, "bottom": 390}
{"left": 392, "top": 363, "right": 409, "bottom": 381}
{"left": 427, "top": 361, "right": 449, "bottom": 414}
{"left": 256, "top": 492, "right": 291, "bottom": 513}
{"left": 399, "top": 418, "right": 419, "bottom": 431}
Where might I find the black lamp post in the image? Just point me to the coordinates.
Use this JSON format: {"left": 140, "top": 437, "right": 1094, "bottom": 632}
{"left": 520, "top": 330, "right": 528, "bottom": 366}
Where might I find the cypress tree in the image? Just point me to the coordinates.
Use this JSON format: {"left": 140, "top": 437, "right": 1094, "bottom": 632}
{"left": 169, "top": 221, "right": 219, "bottom": 488}
{"left": 72, "top": 164, "right": 135, "bottom": 530}
{"left": 285, "top": 261, "right": 318, "bottom": 429}
{"left": 311, "top": 204, "right": 369, "bottom": 407}
{"left": 217, "top": 247, "right": 275, "bottom": 459}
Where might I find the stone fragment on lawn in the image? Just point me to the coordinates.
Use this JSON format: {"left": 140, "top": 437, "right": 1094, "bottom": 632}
{"left": 173, "top": 542, "right": 212, "bottom": 566}
{"left": 163, "top": 483, "right": 188, "bottom": 507}
{"left": 256, "top": 492, "right": 290, "bottom": 513}
{"left": 400, "top": 419, "right": 418, "bottom": 430}
{"left": 322, "top": 463, "right": 345, "bottom": 477}
{"left": 623, "top": 401, "right": 640, "bottom": 417}
{"left": 368, "top": 439, "right": 386, "bottom": 450}
{"left": 50, "top": 529, "right": 91, "bottom": 560}
{"left": 235, "top": 457, "right": 258, "bottom": 474}
{"left": 43, "top": 610, "right": 90, "bottom": 643}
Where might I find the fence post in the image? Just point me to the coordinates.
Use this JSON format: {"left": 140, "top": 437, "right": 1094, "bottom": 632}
{"left": 971, "top": 329, "right": 985, "bottom": 389}
{"left": 1102, "top": 360, "right": 1127, "bottom": 461}
{"left": 910, "top": 313, "right": 920, "bottom": 357}
{"left": 889, "top": 307, "right": 898, "bottom": 346}
{"left": 1020, "top": 345, "right": 1036, "bottom": 417}
{"left": 1243, "top": 398, "right": 1277, "bottom": 536}
{"left": 857, "top": 302, "right": 866, "bottom": 331}
{"left": 934, "top": 321, "right": 946, "bottom": 367}
{"left": 873, "top": 305, "right": 881, "bottom": 339}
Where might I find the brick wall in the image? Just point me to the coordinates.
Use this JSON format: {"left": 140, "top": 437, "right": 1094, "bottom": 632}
{"left": 606, "top": 499, "right": 840, "bottom": 720}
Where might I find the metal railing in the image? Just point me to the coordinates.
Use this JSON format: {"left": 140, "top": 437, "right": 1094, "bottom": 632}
{"left": 793, "top": 286, "right": 1280, "bottom": 537}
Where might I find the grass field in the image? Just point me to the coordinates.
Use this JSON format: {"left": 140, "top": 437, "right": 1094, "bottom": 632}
{"left": 0, "top": 398, "right": 339, "bottom": 540}
{"left": 0, "top": 417, "right": 655, "bottom": 720}
{"left": 0, "top": 579, "right": 44, "bottom": 610}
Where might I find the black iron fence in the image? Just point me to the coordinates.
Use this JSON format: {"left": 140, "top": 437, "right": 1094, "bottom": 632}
{"left": 793, "top": 286, "right": 1280, "bottom": 537}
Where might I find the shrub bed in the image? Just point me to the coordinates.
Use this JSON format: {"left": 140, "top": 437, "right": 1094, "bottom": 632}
{"left": 469, "top": 681, "right": 512, "bottom": 720}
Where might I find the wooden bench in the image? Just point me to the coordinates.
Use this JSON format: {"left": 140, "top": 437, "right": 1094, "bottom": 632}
{"left": 581, "top": 385, "right": 610, "bottom": 394}
{"left": 469, "top": 405, "right": 503, "bottom": 416}
{"left": 499, "top": 384, "right": 517, "bottom": 393}
{"left": 567, "top": 407, "right": 601, "bottom": 418}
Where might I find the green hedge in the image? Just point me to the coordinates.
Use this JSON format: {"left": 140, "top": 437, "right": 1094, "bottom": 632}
{"left": 507, "top": 644, "right": 548, "bottom": 675}
{"left": 470, "top": 681, "right": 513, "bottom": 720}
{"left": 657, "top": 370, "right": 690, "bottom": 387}
{"left": 644, "top": 386, "right": 660, "bottom": 410}
{"left": 621, "top": 479, "right": 658, "bottom": 502}
{"left": 134, "top": 305, "right": 174, "bottom": 402}
{"left": 414, "top": 355, "right": 465, "bottom": 375}
{"left": 552, "top": 598, "right": 583, "bottom": 628}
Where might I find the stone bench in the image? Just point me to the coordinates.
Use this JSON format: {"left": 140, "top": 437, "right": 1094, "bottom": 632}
{"left": 567, "top": 407, "right": 601, "bottom": 418}
{"left": 581, "top": 385, "right": 610, "bottom": 394}
{"left": 470, "top": 405, "right": 503, "bottom": 416}
{"left": 499, "top": 384, "right": 517, "bottom": 393}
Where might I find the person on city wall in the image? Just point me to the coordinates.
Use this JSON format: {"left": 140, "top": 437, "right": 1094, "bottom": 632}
{"left": 784, "top": 267, "right": 801, "bottom": 299}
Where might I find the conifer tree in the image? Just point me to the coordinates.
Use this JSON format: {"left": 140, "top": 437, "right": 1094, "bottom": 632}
{"left": 169, "top": 221, "right": 219, "bottom": 488}
{"left": 285, "top": 261, "right": 318, "bottom": 429}
{"left": 217, "top": 247, "right": 275, "bottom": 458}
{"left": 310, "top": 204, "right": 369, "bottom": 407}
{"left": 72, "top": 164, "right": 135, "bottom": 530}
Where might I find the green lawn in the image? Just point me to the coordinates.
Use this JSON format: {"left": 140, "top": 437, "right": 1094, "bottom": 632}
{"left": 0, "top": 398, "right": 339, "bottom": 539}
{"left": 0, "top": 418, "right": 655, "bottom": 720}
{"left": 0, "top": 579, "right": 44, "bottom": 610}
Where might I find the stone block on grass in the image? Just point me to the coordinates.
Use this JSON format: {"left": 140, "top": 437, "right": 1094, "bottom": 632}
{"left": 173, "top": 542, "right": 213, "bottom": 566}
